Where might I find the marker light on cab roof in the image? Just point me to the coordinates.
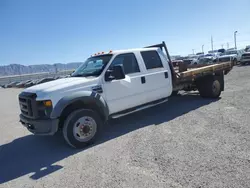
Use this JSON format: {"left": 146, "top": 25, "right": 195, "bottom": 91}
{"left": 92, "top": 50, "right": 112, "bottom": 57}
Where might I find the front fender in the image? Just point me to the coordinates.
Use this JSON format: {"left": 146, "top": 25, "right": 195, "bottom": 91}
{"left": 50, "top": 91, "right": 109, "bottom": 120}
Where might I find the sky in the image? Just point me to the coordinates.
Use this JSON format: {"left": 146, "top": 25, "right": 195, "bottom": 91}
{"left": 0, "top": 0, "right": 250, "bottom": 65}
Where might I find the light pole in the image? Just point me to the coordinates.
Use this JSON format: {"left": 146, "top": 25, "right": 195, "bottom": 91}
{"left": 211, "top": 36, "right": 214, "bottom": 52}
{"left": 234, "top": 31, "right": 238, "bottom": 49}
{"left": 192, "top": 49, "right": 195, "bottom": 55}
{"left": 202, "top": 45, "right": 204, "bottom": 53}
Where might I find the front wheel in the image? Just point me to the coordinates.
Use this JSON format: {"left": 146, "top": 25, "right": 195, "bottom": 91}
{"left": 63, "top": 109, "right": 103, "bottom": 148}
{"left": 170, "top": 90, "right": 179, "bottom": 96}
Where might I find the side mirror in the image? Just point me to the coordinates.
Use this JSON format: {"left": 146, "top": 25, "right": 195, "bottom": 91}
{"left": 105, "top": 65, "right": 125, "bottom": 81}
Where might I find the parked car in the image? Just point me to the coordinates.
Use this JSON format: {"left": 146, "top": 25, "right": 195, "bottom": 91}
{"left": 36, "top": 77, "right": 55, "bottom": 85}
{"left": 16, "top": 80, "right": 32, "bottom": 88}
{"left": 199, "top": 53, "right": 219, "bottom": 64}
{"left": 4, "top": 81, "right": 20, "bottom": 88}
{"left": 172, "top": 60, "right": 183, "bottom": 67}
{"left": 218, "top": 49, "right": 244, "bottom": 65}
{"left": 198, "top": 57, "right": 215, "bottom": 64}
{"left": 240, "top": 52, "right": 250, "bottom": 65}
{"left": 205, "top": 52, "right": 221, "bottom": 58}
{"left": 183, "top": 56, "right": 199, "bottom": 65}
{"left": 245, "top": 45, "right": 250, "bottom": 52}
{"left": 24, "top": 80, "right": 38, "bottom": 88}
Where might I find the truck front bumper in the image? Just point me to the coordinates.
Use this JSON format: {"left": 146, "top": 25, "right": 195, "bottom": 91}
{"left": 20, "top": 114, "right": 59, "bottom": 135}
{"left": 241, "top": 59, "right": 250, "bottom": 64}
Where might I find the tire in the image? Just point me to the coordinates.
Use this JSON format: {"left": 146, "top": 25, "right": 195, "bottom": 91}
{"left": 171, "top": 90, "right": 179, "bottom": 96}
{"left": 63, "top": 109, "right": 103, "bottom": 148}
{"left": 197, "top": 76, "right": 221, "bottom": 98}
{"left": 233, "top": 59, "right": 237, "bottom": 66}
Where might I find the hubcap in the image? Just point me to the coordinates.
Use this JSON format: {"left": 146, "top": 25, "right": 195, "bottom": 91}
{"left": 73, "top": 116, "right": 97, "bottom": 142}
{"left": 212, "top": 80, "right": 220, "bottom": 95}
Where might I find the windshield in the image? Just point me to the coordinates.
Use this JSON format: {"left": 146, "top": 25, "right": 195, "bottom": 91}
{"left": 199, "top": 58, "right": 213, "bottom": 64}
{"left": 225, "top": 50, "right": 237, "bottom": 55}
{"left": 205, "top": 54, "right": 213, "bottom": 57}
{"left": 71, "top": 55, "right": 112, "bottom": 77}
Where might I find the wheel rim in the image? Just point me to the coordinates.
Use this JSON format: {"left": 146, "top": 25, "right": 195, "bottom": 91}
{"left": 73, "top": 116, "right": 97, "bottom": 142}
{"left": 212, "top": 80, "right": 220, "bottom": 96}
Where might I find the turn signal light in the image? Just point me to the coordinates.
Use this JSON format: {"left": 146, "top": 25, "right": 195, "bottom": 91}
{"left": 43, "top": 100, "right": 52, "bottom": 107}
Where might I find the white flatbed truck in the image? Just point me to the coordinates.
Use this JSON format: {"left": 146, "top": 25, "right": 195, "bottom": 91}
{"left": 18, "top": 42, "right": 233, "bottom": 148}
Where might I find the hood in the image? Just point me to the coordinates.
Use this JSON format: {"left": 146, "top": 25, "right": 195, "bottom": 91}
{"left": 219, "top": 54, "right": 236, "bottom": 58}
{"left": 24, "top": 76, "right": 99, "bottom": 99}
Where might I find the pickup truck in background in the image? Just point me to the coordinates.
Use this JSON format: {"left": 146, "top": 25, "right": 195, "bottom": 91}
{"left": 240, "top": 51, "right": 250, "bottom": 65}
{"left": 18, "top": 42, "right": 234, "bottom": 148}
{"left": 218, "top": 49, "right": 244, "bottom": 65}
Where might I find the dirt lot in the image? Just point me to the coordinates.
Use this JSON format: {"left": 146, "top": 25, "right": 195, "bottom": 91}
{"left": 0, "top": 66, "right": 250, "bottom": 188}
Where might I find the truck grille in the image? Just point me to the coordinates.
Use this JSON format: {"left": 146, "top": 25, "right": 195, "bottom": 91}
{"left": 19, "top": 92, "right": 37, "bottom": 118}
{"left": 242, "top": 54, "right": 250, "bottom": 59}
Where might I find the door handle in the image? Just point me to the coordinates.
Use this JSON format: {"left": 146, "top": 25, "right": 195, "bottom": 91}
{"left": 141, "top": 76, "right": 146, "bottom": 84}
{"left": 164, "top": 72, "right": 168, "bottom": 78}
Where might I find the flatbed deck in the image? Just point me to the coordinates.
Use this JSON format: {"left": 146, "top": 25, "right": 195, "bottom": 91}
{"left": 178, "top": 61, "right": 233, "bottom": 80}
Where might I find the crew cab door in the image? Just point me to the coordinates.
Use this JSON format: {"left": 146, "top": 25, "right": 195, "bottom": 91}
{"left": 102, "top": 53, "right": 146, "bottom": 114}
{"left": 139, "top": 49, "right": 172, "bottom": 102}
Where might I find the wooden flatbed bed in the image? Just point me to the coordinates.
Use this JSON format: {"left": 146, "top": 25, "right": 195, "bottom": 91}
{"left": 177, "top": 61, "right": 233, "bottom": 82}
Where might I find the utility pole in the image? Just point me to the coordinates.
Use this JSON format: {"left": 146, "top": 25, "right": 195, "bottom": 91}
{"left": 202, "top": 44, "right": 204, "bottom": 53}
{"left": 211, "top": 36, "right": 214, "bottom": 52}
{"left": 221, "top": 44, "right": 224, "bottom": 48}
{"left": 227, "top": 42, "right": 229, "bottom": 49}
{"left": 192, "top": 49, "right": 195, "bottom": 55}
{"left": 234, "top": 31, "right": 238, "bottom": 49}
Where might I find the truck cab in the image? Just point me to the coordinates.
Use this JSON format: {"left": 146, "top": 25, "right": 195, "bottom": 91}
{"left": 19, "top": 47, "right": 173, "bottom": 148}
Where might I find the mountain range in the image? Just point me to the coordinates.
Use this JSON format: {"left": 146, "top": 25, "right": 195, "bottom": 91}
{"left": 0, "top": 62, "right": 82, "bottom": 76}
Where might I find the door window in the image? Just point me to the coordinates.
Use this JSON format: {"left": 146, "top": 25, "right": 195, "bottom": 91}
{"left": 109, "top": 53, "right": 140, "bottom": 75}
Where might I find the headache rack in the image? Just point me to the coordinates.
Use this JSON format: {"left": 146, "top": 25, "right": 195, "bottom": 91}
{"left": 145, "top": 41, "right": 179, "bottom": 86}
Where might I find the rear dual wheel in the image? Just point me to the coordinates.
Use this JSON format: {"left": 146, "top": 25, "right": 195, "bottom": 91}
{"left": 197, "top": 76, "right": 222, "bottom": 98}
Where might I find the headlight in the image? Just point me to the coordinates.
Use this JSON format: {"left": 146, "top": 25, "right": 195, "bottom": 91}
{"left": 37, "top": 100, "right": 53, "bottom": 117}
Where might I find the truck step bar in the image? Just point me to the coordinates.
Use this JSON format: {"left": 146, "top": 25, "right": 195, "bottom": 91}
{"left": 110, "top": 98, "right": 168, "bottom": 119}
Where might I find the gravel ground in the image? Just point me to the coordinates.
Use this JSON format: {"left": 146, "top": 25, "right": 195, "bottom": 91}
{"left": 0, "top": 66, "right": 250, "bottom": 188}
